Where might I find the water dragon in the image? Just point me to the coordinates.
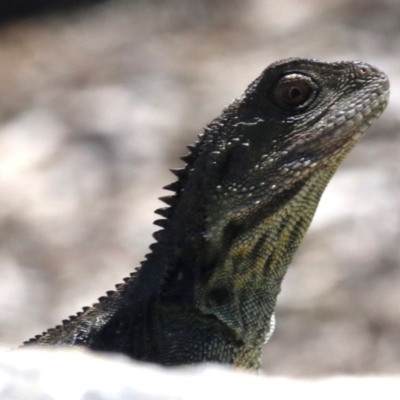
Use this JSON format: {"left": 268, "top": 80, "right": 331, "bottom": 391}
{"left": 23, "top": 58, "right": 390, "bottom": 370}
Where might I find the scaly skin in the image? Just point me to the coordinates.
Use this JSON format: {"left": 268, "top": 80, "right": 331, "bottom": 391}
{"left": 23, "top": 58, "right": 389, "bottom": 370}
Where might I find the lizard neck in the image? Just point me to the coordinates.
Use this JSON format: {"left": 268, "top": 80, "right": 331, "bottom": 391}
{"left": 193, "top": 169, "right": 334, "bottom": 344}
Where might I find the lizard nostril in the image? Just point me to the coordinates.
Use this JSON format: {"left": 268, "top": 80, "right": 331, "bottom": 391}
{"left": 359, "top": 67, "right": 370, "bottom": 75}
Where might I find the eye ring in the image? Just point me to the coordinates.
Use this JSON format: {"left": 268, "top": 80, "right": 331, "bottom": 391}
{"left": 272, "top": 73, "right": 317, "bottom": 110}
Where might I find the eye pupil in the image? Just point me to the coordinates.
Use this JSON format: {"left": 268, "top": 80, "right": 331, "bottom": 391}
{"left": 281, "top": 82, "right": 310, "bottom": 104}
{"left": 289, "top": 87, "right": 302, "bottom": 100}
{"left": 272, "top": 73, "right": 316, "bottom": 109}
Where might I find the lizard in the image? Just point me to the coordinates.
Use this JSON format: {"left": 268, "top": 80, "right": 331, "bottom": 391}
{"left": 23, "top": 58, "right": 390, "bottom": 370}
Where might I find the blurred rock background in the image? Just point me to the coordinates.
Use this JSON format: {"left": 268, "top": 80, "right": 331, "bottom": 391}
{"left": 0, "top": 0, "right": 399, "bottom": 376}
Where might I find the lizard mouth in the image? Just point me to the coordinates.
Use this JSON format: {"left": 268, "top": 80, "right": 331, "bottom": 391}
{"left": 319, "top": 82, "right": 389, "bottom": 147}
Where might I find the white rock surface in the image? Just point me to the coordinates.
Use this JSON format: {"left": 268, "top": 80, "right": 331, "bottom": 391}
{"left": 0, "top": 347, "right": 399, "bottom": 400}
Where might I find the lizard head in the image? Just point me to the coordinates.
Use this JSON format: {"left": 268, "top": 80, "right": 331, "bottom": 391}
{"left": 196, "top": 59, "right": 389, "bottom": 237}
{"left": 207, "top": 58, "right": 390, "bottom": 203}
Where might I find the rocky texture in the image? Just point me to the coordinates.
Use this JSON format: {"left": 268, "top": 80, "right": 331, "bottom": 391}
{"left": 0, "top": 0, "right": 399, "bottom": 375}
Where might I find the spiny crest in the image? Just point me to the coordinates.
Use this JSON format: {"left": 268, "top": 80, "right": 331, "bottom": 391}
{"left": 154, "top": 219, "right": 168, "bottom": 228}
{"left": 163, "top": 182, "right": 180, "bottom": 192}
{"left": 23, "top": 334, "right": 42, "bottom": 345}
{"left": 24, "top": 286, "right": 128, "bottom": 344}
{"left": 154, "top": 207, "right": 171, "bottom": 218}
{"left": 153, "top": 138, "right": 202, "bottom": 227}
{"left": 24, "top": 326, "right": 60, "bottom": 345}
{"left": 24, "top": 135, "right": 205, "bottom": 346}
{"left": 170, "top": 168, "right": 186, "bottom": 178}
{"left": 159, "top": 195, "right": 176, "bottom": 206}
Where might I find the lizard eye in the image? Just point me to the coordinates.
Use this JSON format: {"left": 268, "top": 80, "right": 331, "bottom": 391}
{"left": 272, "top": 73, "right": 317, "bottom": 110}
